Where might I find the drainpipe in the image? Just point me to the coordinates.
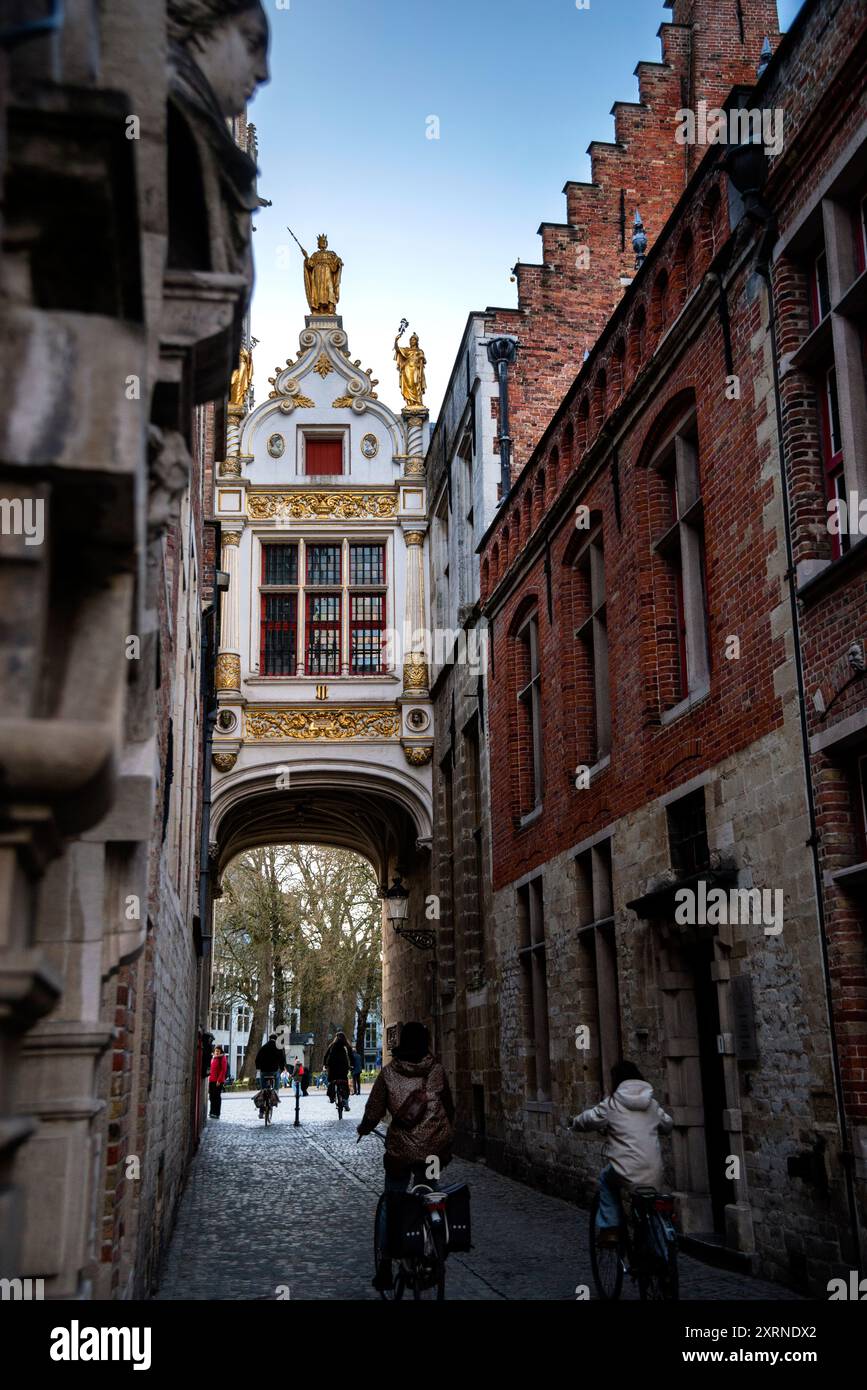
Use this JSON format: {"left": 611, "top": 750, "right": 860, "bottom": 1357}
{"left": 754, "top": 222, "right": 863, "bottom": 1276}
{"left": 486, "top": 336, "right": 518, "bottom": 502}
{"left": 198, "top": 601, "right": 218, "bottom": 965}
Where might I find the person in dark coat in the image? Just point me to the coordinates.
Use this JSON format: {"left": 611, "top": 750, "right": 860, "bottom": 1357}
{"left": 208, "top": 1045, "right": 228, "bottom": 1118}
{"left": 255, "top": 1034, "right": 286, "bottom": 1085}
{"left": 323, "top": 1030, "right": 355, "bottom": 1111}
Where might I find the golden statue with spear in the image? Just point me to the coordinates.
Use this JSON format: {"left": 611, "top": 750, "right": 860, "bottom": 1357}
{"left": 287, "top": 227, "right": 342, "bottom": 314}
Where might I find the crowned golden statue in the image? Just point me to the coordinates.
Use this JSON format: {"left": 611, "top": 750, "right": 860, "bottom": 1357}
{"left": 394, "top": 328, "right": 427, "bottom": 408}
{"left": 299, "top": 233, "right": 343, "bottom": 314}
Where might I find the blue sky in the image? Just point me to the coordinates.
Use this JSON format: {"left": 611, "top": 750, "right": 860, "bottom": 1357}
{"left": 249, "top": 0, "right": 803, "bottom": 418}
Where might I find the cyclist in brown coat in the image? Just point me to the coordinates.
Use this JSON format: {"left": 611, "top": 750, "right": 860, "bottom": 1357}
{"left": 357, "top": 1021, "right": 455, "bottom": 1290}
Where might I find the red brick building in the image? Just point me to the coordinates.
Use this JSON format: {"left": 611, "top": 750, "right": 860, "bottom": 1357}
{"left": 423, "top": 0, "right": 865, "bottom": 1294}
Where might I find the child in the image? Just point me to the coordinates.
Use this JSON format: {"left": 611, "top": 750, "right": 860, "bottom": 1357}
{"left": 568, "top": 1060, "right": 673, "bottom": 1246}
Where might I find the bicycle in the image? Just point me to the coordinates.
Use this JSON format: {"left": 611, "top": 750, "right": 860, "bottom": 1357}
{"left": 366, "top": 1130, "right": 470, "bottom": 1301}
{"left": 257, "top": 1074, "right": 279, "bottom": 1127}
{"left": 589, "top": 1183, "right": 679, "bottom": 1301}
{"left": 331, "top": 1077, "right": 350, "bottom": 1120}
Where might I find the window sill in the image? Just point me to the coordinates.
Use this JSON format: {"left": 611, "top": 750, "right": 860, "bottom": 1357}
{"left": 246, "top": 673, "right": 401, "bottom": 684}
{"left": 797, "top": 532, "right": 867, "bottom": 604}
{"left": 831, "top": 861, "right": 867, "bottom": 892}
{"left": 660, "top": 681, "right": 710, "bottom": 727}
{"left": 518, "top": 804, "right": 544, "bottom": 830}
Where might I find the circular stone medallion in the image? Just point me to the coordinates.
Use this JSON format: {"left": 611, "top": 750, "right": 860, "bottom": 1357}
{"left": 267, "top": 433, "right": 286, "bottom": 458}
{"left": 361, "top": 432, "right": 379, "bottom": 459}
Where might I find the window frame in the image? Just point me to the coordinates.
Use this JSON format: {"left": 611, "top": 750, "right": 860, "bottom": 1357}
{"left": 572, "top": 524, "right": 611, "bottom": 765}
{"left": 300, "top": 428, "right": 347, "bottom": 477}
{"left": 259, "top": 542, "right": 299, "bottom": 676}
{"left": 256, "top": 535, "right": 391, "bottom": 679}
{"left": 516, "top": 610, "right": 543, "bottom": 815}
{"left": 650, "top": 415, "right": 709, "bottom": 713}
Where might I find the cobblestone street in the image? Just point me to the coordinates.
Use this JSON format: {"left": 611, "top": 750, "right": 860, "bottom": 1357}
{"left": 156, "top": 1090, "right": 802, "bottom": 1302}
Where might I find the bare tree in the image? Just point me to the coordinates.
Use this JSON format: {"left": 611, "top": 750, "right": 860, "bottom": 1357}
{"left": 212, "top": 844, "right": 381, "bottom": 1078}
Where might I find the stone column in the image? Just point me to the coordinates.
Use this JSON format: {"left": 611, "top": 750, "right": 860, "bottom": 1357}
{"left": 224, "top": 403, "right": 243, "bottom": 471}
{"left": 216, "top": 531, "right": 242, "bottom": 697}
{"left": 402, "top": 407, "right": 428, "bottom": 477}
{"left": 402, "top": 529, "right": 429, "bottom": 697}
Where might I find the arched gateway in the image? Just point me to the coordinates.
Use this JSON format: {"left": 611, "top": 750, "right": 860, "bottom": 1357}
{"left": 209, "top": 281, "right": 436, "bottom": 1028}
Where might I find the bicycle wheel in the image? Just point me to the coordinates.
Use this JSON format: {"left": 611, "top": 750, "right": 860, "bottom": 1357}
{"left": 636, "top": 1212, "right": 678, "bottom": 1295}
{"left": 264, "top": 1100, "right": 272, "bottom": 1126}
{"left": 411, "top": 1215, "right": 445, "bottom": 1300}
{"left": 373, "top": 1196, "right": 402, "bottom": 1302}
{"left": 588, "top": 1194, "right": 624, "bottom": 1300}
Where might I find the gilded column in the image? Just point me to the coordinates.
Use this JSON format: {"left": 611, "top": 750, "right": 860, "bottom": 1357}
{"left": 216, "top": 530, "right": 242, "bottom": 694}
{"left": 220, "top": 404, "right": 244, "bottom": 477}
{"left": 402, "top": 529, "right": 429, "bottom": 696}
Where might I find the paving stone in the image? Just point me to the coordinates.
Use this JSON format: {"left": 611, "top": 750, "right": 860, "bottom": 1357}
{"left": 155, "top": 1089, "right": 801, "bottom": 1302}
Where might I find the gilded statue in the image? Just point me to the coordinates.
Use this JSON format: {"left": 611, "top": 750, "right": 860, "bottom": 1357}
{"left": 229, "top": 343, "right": 253, "bottom": 408}
{"left": 394, "top": 328, "right": 427, "bottom": 408}
{"left": 289, "top": 230, "right": 343, "bottom": 314}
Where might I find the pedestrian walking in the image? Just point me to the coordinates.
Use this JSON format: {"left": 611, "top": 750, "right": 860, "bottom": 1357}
{"left": 208, "top": 1045, "right": 228, "bottom": 1118}
{"left": 352, "top": 1046, "right": 363, "bottom": 1096}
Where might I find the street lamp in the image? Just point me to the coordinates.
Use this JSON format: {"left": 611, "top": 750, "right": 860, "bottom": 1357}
{"left": 384, "top": 875, "right": 410, "bottom": 926}
{"left": 383, "top": 875, "right": 434, "bottom": 950}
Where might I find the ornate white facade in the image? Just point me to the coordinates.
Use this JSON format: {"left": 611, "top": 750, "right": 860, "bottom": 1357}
{"left": 209, "top": 311, "right": 434, "bottom": 893}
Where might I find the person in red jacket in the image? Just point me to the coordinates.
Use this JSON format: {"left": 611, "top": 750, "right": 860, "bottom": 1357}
{"left": 209, "top": 1045, "right": 228, "bottom": 1118}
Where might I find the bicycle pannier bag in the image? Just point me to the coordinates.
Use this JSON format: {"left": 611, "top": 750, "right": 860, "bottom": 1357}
{"left": 442, "top": 1182, "right": 471, "bottom": 1252}
{"left": 384, "top": 1193, "right": 426, "bottom": 1258}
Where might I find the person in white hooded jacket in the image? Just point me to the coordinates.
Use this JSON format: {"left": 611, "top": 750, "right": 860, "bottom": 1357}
{"left": 568, "top": 1060, "right": 673, "bottom": 1245}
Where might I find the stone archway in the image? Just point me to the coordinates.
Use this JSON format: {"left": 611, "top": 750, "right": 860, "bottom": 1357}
{"left": 209, "top": 758, "right": 434, "bottom": 1054}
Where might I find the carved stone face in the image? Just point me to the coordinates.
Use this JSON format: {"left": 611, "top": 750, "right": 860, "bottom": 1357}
{"left": 194, "top": 2, "right": 270, "bottom": 118}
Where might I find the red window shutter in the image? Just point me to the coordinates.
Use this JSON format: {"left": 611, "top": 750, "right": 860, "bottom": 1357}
{"left": 305, "top": 439, "right": 343, "bottom": 475}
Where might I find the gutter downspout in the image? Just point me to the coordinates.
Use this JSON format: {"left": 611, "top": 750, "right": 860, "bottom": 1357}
{"left": 487, "top": 336, "right": 518, "bottom": 502}
{"left": 198, "top": 601, "right": 218, "bottom": 965}
{"left": 755, "top": 220, "right": 863, "bottom": 1276}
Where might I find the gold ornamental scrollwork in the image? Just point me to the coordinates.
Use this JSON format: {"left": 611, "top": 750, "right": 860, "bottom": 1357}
{"left": 246, "top": 706, "right": 401, "bottom": 741}
{"left": 402, "top": 656, "right": 429, "bottom": 691}
{"left": 216, "top": 653, "right": 241, "bottom": 690}
{"left": 222, "top": 531, "right": 241, "bottom": 548}
{"left": 403, "top": 531, "right": 426, "bottom": 547}
{"left": 219, "top": 458, "right": 242, "bottom": 477}
{"left": 212, "top": 750, "right": 238, "bottom": 772}
{"left": 404, "top": 458, "right": 425, "bottom": 476}
{"left": 247, "top": 492, "right": 397, "bottom": 521}
{"left": 403, "top": 745, "right": 433, "bottom": 766}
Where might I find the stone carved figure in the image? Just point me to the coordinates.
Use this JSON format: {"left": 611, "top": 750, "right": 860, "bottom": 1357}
{"left": 166, "top": 1, "right": 270, "bottom": 286}
{"left": 394, "top": 331, "right": 427, "bottom": 408}
{"left": 148, "top": 425, "right": 194, "bottom": 538}
{"left": 302, "top": 234, "right": 343, "bottom": 314}
{"left": 167, "top": 0, "right": 270, "bottom": 119}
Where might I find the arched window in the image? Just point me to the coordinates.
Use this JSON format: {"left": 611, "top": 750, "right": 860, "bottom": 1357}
{"left": 510, "top": 601, "right": 543, "bottom": 815}
{"left": 640, "top": 395, "right": 709, "bottom": 713}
